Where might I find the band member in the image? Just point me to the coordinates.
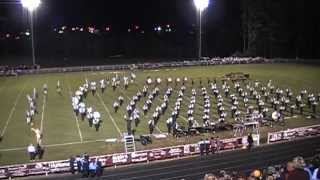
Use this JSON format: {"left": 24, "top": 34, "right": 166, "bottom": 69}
{"left": 79, "top": 102, "right": 86, "bottom": 120}
{"left": 90, "top": 81, "right": 97, "bottom": 96}
{"left": 57, "top": 80, "right": 62, "bottom": 94}
{"left": 113, "top": 101, "right": 119, "bottom": 113}
{"left": 100, "top": 79, "right": 106, "bottom": 93}
{"left": 93, "top": 111, "right": 101, "bottom": 131}
{"left": 118, "top": 96, "right": 124, "bottom": 106}
{"left": 86, "top": 107, "right": 93, "bottom": 127}
{"left": 31, "top": 128, "right": 42, "bottom": 145}
{"left": 148, "top": 119, "right": 155, "bottom": 134}
{"left": 43, "top": 83, "right": 48, "bottom": 96}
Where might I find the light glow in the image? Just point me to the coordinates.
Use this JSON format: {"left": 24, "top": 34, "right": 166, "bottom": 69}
{"left": 193, "top": 0, "right": 209, "bottom": 11}
{"left": 21, "top": 0, "right": 40, "bottom": 11}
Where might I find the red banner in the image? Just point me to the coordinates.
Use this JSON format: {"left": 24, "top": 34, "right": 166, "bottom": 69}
{"left": 267, "top": 124, "right": 320, "bottom": 143}
{"left": 0, "top": 136, "right": 248, "bottom": 179}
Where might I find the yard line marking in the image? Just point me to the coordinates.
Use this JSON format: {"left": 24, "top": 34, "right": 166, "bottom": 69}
{"left": 0, "top": 138, "right": 109, "bottom": 152}
{"left": 44, "top": 138, "right": 106, "bottom": 148}
{"left": 0, "top": 83, "right": 26, "bottom": 138}
{"left": 97, "top": 93, "right": 123, "bottom": 137}
{"left": 65, "top": 75, "right": 83, "bottom": 142}
{"left": 166, "top": 93, "right": 189, "bottom": 123}
{"left": 120, "top": 89, "right": 163, "bottom": 134}
{"left": 40, "top": 94, "right": 46, "bottom": 133}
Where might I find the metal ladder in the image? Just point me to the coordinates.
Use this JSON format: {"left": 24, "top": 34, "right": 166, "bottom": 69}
{"left": 124, "top": 135, "right": 136, "bottom": 153}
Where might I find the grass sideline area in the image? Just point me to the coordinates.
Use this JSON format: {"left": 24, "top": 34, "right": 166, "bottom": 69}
{"left": 0, "top": 63, "right": 319, "bottom": 166}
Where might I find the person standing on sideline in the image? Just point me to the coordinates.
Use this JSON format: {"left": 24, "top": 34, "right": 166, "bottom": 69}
{"left": 198, "top": 139, "right": 205, "bottom": 156}
{"left": 247, "top": 133, "right": 254, "bottom": 150}
{"left": 210, "top": 137, "right": 217, "bottom": 154}
{"left": 96, "top": 158, "right": 103, "bottom": 177}
{"left": 82, "top": 156, "right": 89, "bottom": 178}
{"left": 204, "top": 138, "right": 210, "bottom": 155}
{"left": 89, "top": 159, "right": 97, "bottom": 177}
{"left": 36, "top": 144, "right": 44, "bottom": 159}
{"left": 27, "top": 144, "right": 36, "bottom": 161}
{"left": 75, "top": 155, "right": 82, "bottom": 174}
{"left": 69, "top": 156, "right": 75, "bottom": 174}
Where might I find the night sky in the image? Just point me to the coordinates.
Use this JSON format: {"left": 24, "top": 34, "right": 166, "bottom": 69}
{"left": 2, "top": 0, "right": 318, "bottom": 61}
{"left": 0, "top": 0, "right": 240, "bottom": 32}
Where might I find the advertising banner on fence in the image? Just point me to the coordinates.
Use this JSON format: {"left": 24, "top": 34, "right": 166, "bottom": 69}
{"left": 267, "top": 124, "right": 320, "bottom": 144}
{"left": 0, "top": 136, "right": 249, "bottom": 179}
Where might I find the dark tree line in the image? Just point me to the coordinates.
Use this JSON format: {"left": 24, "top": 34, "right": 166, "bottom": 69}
{"left": 242, "top": 0, "right": 320, "bottom": 58}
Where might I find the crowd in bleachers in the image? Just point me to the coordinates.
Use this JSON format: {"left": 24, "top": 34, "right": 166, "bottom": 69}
{"left": 0, "top": 64, "right": 39, "bottom": 76}
{"left": 0, "top": 57, "right": 268, "bottom": 76}
{"left": 201, "top": 57, "right": 267, "bottom": 65}
{"left": 203, "top": 155, "right": 320, "bottom": 180}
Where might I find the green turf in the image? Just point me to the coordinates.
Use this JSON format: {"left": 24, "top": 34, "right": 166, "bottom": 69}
{"left": 0, "top": 63, "right": 319, "bottom": 165}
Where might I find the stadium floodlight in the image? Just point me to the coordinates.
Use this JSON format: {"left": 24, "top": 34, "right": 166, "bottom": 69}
{"left": 21, "top": 0, "right": 41, "bottom": 66}
{"left": 194, "top": 0, "right": 209, "bottom": 11}
{"left": 193, "top": 0, "right": 209, "bottom": 60}
{"left": 21, "top": 0, "right": 40, "bottom": 11}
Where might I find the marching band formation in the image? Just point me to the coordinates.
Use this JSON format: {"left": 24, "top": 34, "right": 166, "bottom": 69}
{"left": 112, "top": 76, "right": 319, "bottom": 137}
{"left": 24, "top": 72, "right": 319, "bottom": 145}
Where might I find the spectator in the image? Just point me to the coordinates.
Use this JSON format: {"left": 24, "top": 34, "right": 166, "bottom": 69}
{"left": 96, "top": 158, "right": 103, "bottom": 177}
{"left": 27, "top": 144, "right": 36, "bottom": 161}
{"left": 216, "top": 136, "right": 222, "bottom": 152}
{"left": 203, "top": 173, "right": 218, "bottom": 180}
{"left": 250, "top": 169, "right": 262, "bottom": 179}
{"left": 285, "top": 161, "right": 296, "bottom": 179}
{"left": 198, "top": 139, "right": 205, "bottom": 156}
{"left": 69, "top": 156, "right": 75, "bottom": 174}
{"left": 286, "top": 158, "right": 309, "bottom": 180}
{"left": 247, "top": 133, "right": 254, "bottom": 150}
{"left": 204, "top": 138, "right": 210, "bottom": 155}
{"left": 36, "top": 144, "right": 44, "bottom": 159}
{"left": 89, "top": 159, "right": 97, "bottom": 177}
{"left": 82, "top": 157, "right": 89, "bottom": 178}
{"left": 312, "top": 166, "right": 320, "bottom": 180}
{"left": 210, "top": 137, "right": 216, "bottom": 154}
{"left": 75, "top": 155, "right": 82, "bottom": 173}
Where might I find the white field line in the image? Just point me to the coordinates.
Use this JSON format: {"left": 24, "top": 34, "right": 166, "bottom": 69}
{"left": 167, "top": 92, "right": 189, "bottom": 123}
{"left": 0, "top": 83, "right": 26, "bottom": 137}
{"left": 0, "top": 138, "right": 108, "bottom": 152}
{"left": 65, "top": 76, "right": 83, "bottom": 142}
{"left": 119, "top": 89, "right": 163, "bottom": 134}
{"left": 40, "top": 94, "right": 46, "bottom": 133}
{"left": 84, "top": 74, "right": 122, "bottom": 137}
{"left": 96, "top": 93, "right": 123, "bottom": 137}
{"left": 168, "top": 106, "right": 188, "bottom": 123}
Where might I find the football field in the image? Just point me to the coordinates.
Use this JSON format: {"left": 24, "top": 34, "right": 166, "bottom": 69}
{"left": 0, "top": 63, "right": 320, "bottom": 165}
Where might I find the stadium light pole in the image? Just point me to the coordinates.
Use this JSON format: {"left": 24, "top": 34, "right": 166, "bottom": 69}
{"left": 21, "top": 0, "right": 41, "bottom": 66}
{"left": 193, "top": 0, "right": 209, "bottom": 60}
